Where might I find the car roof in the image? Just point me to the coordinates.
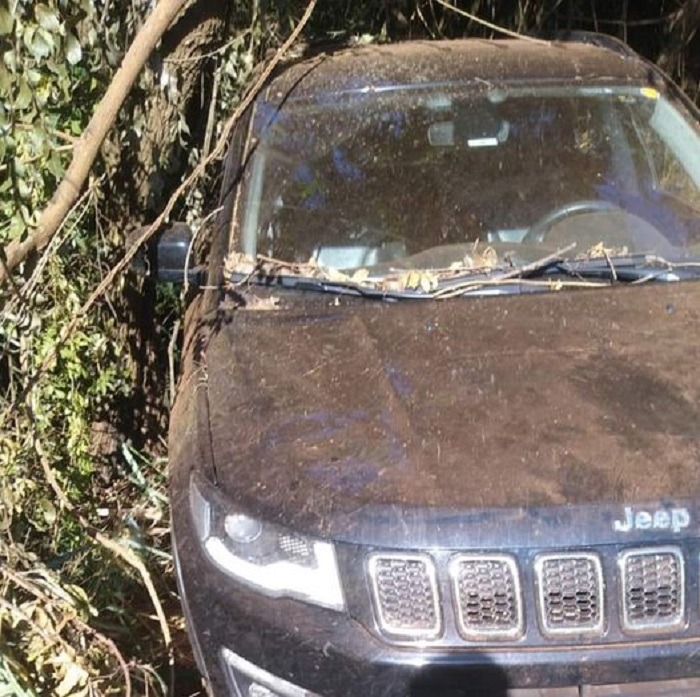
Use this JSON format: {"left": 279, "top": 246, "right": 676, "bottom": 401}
{"left": 264, "top": 38, "right": 659, "bottom": 101}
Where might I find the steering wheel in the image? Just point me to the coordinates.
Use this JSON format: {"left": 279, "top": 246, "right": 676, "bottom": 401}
{"left": 523, "top": 199, "right": 623, "bottom": 244}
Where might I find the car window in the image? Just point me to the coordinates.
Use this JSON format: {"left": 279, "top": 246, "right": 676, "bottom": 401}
{"left": 237, "top": 84, "right": 700, "bottom": 274}
{"left": 630, "top": 95, "right": 700, "bottom": 209}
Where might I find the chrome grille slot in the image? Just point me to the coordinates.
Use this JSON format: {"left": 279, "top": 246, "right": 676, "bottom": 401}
{"left": 620, "top": 547, "right": 685, "bottom": 633}
{"left": 449, "top": 554, "right": 523, "bottom": 640}
{"left": 535, "top": 552, "right": 604, "bottom": 637}
{"left": 368, "top": 553, "right": 441, "bottom": 640}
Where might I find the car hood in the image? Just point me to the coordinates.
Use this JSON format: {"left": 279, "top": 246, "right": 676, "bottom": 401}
{"left": 204, "top": 283, "right": 700, "bottom": 537}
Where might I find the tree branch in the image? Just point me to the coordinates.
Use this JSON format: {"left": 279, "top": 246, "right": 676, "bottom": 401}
{"left": 0, "top": 0, "right": 189, "bottom": 287}
{"left": 658, "top": 0, "right": 700, "bottom": 76}
{"left": 0, "top": 0, "right": 319, "bottom": 429}
{"left": 433, "top": 0, "right": 549, "bottom": 43}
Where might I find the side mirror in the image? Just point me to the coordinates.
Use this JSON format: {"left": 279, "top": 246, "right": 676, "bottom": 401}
{"left": 129, "top": 223, "right": 203, "bottom": 284}
{"left": 155, "top": 222, "right": 196, "bottom": 283}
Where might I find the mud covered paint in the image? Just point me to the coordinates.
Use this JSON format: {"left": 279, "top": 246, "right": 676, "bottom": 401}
{"left": 200, "top": 281, "right": 700, "bottom": 535}
{"left": 263, "top": 40, "right": 658, "bottom": 105}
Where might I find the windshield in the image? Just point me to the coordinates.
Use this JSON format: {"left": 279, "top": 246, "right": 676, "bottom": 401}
{"left": 234, "top": 82, "right": 700, "bottom": 291}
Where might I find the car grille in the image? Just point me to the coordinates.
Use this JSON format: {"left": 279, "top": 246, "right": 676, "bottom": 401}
{"left": 365, "top": 546, "right": 691, "bottom": 645}
{"left": 368, "top": 553, "right": 441, "bottom": 639}
{"left": 535, "top": 553, "right": 604, "bottom": 637}
{"left": 449, "top": 554, "right": 523, "bottom": 640}
{"left": 620, "top": 547, "right": 684, "bottom": 632}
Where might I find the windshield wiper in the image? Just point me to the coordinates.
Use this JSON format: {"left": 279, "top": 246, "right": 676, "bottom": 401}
{"left": 227, "top": 244, "right": 606, "bottom": 300}
{"left": 227, "top": 245, "right": 580, "bottom": 299}
{"left": 534, "top": 254, "right": 700, "bottom": 284}
{"left": 228, "top": 270, "right": 510, "bottom": 300}
{"left": 226, "top": 248, "right": 700, "bottom": 301}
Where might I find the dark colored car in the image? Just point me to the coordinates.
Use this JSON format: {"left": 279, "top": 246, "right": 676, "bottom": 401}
{"left": 166, "top": 34, "right": 700, "bottom": 697}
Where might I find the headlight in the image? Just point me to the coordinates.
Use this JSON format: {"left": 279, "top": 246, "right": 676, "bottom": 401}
{"left": 189, "top": 477, "right": 345, "bottom": 611}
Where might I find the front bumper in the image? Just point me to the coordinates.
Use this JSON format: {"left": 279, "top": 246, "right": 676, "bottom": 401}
{"left": 173, "top": 513, "right": 700, "bottom": 697}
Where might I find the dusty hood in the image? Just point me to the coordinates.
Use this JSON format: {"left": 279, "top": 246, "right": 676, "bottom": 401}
{"left": 204, "top": 283, "right": 700, "bottom": 531}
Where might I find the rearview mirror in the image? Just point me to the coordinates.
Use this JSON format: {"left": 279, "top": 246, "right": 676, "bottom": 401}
{"left": 429, "top": 106, "right": 510, "bottom": 148}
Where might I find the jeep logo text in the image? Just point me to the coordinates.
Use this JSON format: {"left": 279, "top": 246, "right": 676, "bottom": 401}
{"left": 613, "top": 506, "right": 690, "bottom": 533}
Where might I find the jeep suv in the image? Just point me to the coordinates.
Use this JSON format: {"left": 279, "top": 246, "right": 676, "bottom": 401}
{"left": 168, "top": 35, "right": 700, "bottom": 696}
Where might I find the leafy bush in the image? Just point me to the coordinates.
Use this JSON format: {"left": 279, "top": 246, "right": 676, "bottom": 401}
{"left": 1, "top": 1, "right": 195, "bottom": 693}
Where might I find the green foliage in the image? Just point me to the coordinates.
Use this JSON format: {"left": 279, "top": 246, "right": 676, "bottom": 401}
{"left": 0, "top": 0, "right": 179, "bottom": 693}
{"left": 1, "top": 0, "right": 97, "bottom": 243}
{"left": 0, "top": 0, "right": 272, "bottom": 688}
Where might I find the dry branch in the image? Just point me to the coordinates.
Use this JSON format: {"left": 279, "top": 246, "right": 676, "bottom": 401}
{"left": 658, "top": 0, "right": 700, "bottom": 77}
{"left": 2, "top": 563, "right": 133, "bottom": 695}
{"left": 0, "top": 0, "right": 190, "bottom": 287}
{"left": 433, "top": 0, "right": 549, "bottom": 44}
{"left": 0, "top": 0, "right": 318, "bottom": 436}
{"left": 32, "top": 0, "right": 317, "bottom": 379}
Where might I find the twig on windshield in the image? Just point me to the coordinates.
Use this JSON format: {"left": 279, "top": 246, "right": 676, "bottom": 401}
{"left": 256, "top": 253, "right": 301, "bottom": 269}
{"left": 433, "top": 243, "right": 576, "bottom": 296}
{"left": 432, "top": 242, "right": 577, "bottom": 298}
{"left": 602, "top": 249, "right": 618, "bottom": 282}
{"left": 435, "top": 276, "right": 606, "bottom": 300}
{"left": 227, "top": 253, "right": 309, "bottom": 290}
{"left": 644, "top": 254, "right": 700, "bottom": 268}
{"left": 490, "top": 243, "right": 577, "bottom": 280}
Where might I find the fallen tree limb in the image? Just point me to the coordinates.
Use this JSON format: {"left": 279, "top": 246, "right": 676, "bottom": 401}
{"left": 0, "top": 5, "right": 319, "bottom": 691}
{"left": 37, "top": 0, "right": 318, "bottom": 374}
{"left": 0, "top": 0, "right": 189, "bottom": 288}
{"left": 433, "top": 0, "right": 549, "bottom": 43}
{"left": 1, "top": 573, "right": 134, "bottom": 695}
{"left": 0, "top": 0, "right": 318, "bottom": 429}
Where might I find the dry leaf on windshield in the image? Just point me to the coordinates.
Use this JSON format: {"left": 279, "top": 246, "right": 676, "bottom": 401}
{"left": 224, "top": 251, "right": 257, "bottom": 276}
{"left": 352, "top": 268, "right": 370, "bottom": 284}
{"left": 395, "top": 270, "right": 438, "bottom": 292}
{"left": 461, "top": 242, "right": 499, "bottom": 271}
{"left": 479, "top": 246, "right": 499, "bottom": 269}
{"left": 321, "top": 266, "right": 353, "bottom": 283}
{"left": 464, "top": 246, "right": 499, "bottom": 269}
{"left": 583, "top": 242, "right": 629, "bottom": 259}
